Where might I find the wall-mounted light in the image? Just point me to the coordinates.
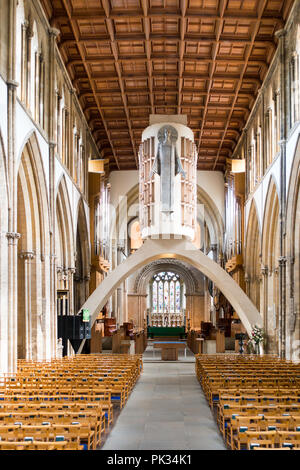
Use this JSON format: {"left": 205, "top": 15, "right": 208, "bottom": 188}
{"left": 88, "top": 159, "right": 109, "bottom": 173}
{"left": 227, "top": 158, "right": 245, "bottom": 173}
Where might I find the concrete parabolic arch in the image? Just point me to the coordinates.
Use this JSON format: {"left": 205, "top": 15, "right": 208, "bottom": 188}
{"left": 78, "top": 238, "right": 262, "bottom": 353}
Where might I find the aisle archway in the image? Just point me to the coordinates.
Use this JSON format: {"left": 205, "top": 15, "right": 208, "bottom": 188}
{"left": 17, "top": 132, "right": 51, "bottom": 360}
{"left": 74, "top": 199, "right": 90, "bottom": 314}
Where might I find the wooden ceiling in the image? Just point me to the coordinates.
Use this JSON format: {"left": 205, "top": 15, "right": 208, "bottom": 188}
{"left": 41, "top": 0, "right": 294, "bottom": 171}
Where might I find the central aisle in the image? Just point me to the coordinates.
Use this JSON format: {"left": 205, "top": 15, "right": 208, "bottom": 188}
{"left": 102, "top": 349, "right": 226, "bottom": 450}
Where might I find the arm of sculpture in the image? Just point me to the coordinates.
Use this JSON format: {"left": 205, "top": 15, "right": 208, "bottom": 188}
{"left": 149, "top": 147, "right": 160, "bottom": 179}
{"left": 175, "top": 148, "right": 186, "bottom": 178}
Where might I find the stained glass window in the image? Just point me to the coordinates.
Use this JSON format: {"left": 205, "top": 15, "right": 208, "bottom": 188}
{"left": 158, "top": 280, "right": 163, "bottom": 311}
{"left": 164, "top": 281, "right": 169, "bottom": 311}
{"left": 151, "top": 272, "right": 183, "bottom": 313}
{"left": 152, "top": 281, "right": 157, "bottom": 312}
{"left": 170, "top": 281, "right": 175, "bottom": 313}
{"left": 175, "top": 281, "right": 181, "bottom": 312}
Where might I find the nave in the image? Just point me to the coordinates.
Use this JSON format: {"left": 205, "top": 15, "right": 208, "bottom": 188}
{"left": 103, "top": 347, "right": 225, "bottom": 451}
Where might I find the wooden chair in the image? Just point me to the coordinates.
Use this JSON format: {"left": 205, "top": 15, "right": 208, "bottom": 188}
{"left": 277, "top": 431, "right": 300, "bottom": 449}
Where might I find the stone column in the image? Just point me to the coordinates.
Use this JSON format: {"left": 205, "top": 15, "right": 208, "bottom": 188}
{"left": 48, "top": 27, "right": 60, "bottom": 358}
{"left": 18, "top": 251, "right": 35, "bottom": 360}
{"left": 261, "top": 265, "right": 269, "bottom": 345}
{"left": 6, "top": 233, "right": 20, "bottom": 372}
{"left": 287, "top": 256, "right": 296, "bottom": 359}
{"left": 123, "top": 280, "right": 128, "bottom": 323}
{"left": 69, "top": 88, "right": 76, "bottom": 176}
{"left": 20, "top": 20, "right": 29, "bottom": 101}
{"left": 25, "top": 25, "right": 33, "bottom": 109}
{"left": 278, "top": 256, "right": 287, "bottom": 358}
{"left": 276, "top": 29, "right": 287, "bottom": 359}
{"left": 49, "top": 141, "right": 57, "bottom": 358}
{"left": 68, "top": 267, "right": 76, "bottom": 316}
{"left": 243, "top": 128, "right": 249, "bottom": 197}
{"left": 6, "top": 0, "right": 19, "bottom": 373}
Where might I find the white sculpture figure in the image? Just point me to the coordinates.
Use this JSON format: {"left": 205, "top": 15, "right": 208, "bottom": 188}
{"left": 150, "top": 125, "right": 186, "bottom": 213}
{"left": 56, "top": 338, "right": 64, "bottom": 358}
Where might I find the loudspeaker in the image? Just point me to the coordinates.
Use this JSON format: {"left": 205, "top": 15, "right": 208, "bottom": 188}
{"left": 84, "top": 323, "right": 91, "bottom": 339}
{"left": 57, "top": 315, "right": 91, "bottom": 340}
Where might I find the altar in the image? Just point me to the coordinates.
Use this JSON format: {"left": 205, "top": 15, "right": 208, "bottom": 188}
{"left": 153, "top": 341, "right": 186, "bottom": 361}
{"left": 147, "top": 326, "right": 186, "bottom": 339}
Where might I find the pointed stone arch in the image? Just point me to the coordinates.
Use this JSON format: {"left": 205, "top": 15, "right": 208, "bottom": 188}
{"left": 286, "top": 134, "right": 300, "bottom": 359}
{"left": 261, "top": 176, "right": 280, "bottom": 354}
{"left": 77, "top": 238, "right": 262, "bottom": 353}
{"left": 16, "top": 132, "right": 51, "bottom": 360}
{"left": 55, "top": 175, "right": 74, "bottom": 270}
{"left": 55, "top": 175, "right": 75, "bottom": 315}
{"left": 134, "top": 259, "right": 198, "bottom": 295}
{"left": 0, "top": 131, "right": 9, "bottom": 373}
{"left": 196, "top": 186, "right": 224, "bottom": 250}
{"left": 74, "top": 198, "right": 90, "bottom": 313}
{"left": 245, "top": 199, "right": 261, "bottom": 311}
{"left": 262, "top": 176, "right": 280, "bottom": 270}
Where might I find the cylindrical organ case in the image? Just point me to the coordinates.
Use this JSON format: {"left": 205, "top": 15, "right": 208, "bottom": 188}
{"left": 139, "top": 122, "right": 197, "bottom": 241}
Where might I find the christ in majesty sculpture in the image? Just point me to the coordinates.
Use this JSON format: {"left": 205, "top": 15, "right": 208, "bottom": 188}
{"left": 149, "top": 125, "right": 186, "bottom": 213}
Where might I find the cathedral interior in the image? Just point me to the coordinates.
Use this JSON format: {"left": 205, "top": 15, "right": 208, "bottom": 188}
{"left": 0, "top": 0, "right": 299, "bottom": 452}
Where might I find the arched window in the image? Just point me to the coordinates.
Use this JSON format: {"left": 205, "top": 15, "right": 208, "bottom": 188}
{"left": 151, "top": 272, "right": 184, "bottom": 314}
{"left": 29, "top": 22, "right": 38, "bottom": 115}
{"left": 37, "top": 46, "right": 45, "bottom": 127}
{"left": 79, "top": 141, "right": 85, "bottom": 193}
{"left": 56, "top": 87, "right": 63, "bottom": 158}
{"left": 73, "top": 126, "right": 80, "bottom": 182}
{"left": 290, "top": 53, "right": 299, "bottom": 127}
{"left": 16, "top": 0, "right": 25, "bottom": 100}
{"left": 61, "top": 90, "right": 69, "bottom": 167}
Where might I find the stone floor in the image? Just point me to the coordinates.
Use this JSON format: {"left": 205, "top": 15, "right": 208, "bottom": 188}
{"left": 102, "top": 347, "right": 226, "bottom": 450}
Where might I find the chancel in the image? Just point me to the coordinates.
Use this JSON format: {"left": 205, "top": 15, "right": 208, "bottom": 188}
{"left": 0, "top": 0, "right": 299, "bottom": 452}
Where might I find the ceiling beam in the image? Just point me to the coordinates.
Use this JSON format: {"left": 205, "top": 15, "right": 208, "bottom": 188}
{"left": 141, "top": 0, "right": 155, "bottom": 116}
{"left": 102, "top": 0, "right": 139, "bottom": 167}
{"left": 60, "top": 0, "right": 120, "bottom": 170}
{"left": 213, "top": 0, "right": 269, "bottom": 170}
{"left": 198, "top": 0, "right": 227, "bottom": 152}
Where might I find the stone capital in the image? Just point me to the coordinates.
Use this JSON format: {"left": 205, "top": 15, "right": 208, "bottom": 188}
{"left": 261, "top": 265, "right": 269, "bottom": 276}
{"left": 7, "top": 79, "right": 19, "bottom": 89}
{"left": 48, "top": 27, "right": 60, "bottom": 38}
{"left": 6, "top": 232, "right": 21, "bottom": 245}
{"left": 278, "top": 256, "right": 287, "bottom": 266}
{"left": 275, "top": 29, "right": 287, "bottom": 39}
{"left": 22, "top": 20, "right": 29, "bottom": 30}
{"left": 19, "top": 250, "right": 35, "bottom": 261}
